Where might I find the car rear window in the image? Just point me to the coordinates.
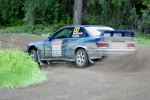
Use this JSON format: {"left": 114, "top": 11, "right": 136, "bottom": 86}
{"left": 85, "top": 27, "right": 114, "bottom": 36}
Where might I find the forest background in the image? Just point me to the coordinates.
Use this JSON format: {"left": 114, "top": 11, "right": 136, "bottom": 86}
{"left": 0, "top": 0, "right": 150, "bottom": 35}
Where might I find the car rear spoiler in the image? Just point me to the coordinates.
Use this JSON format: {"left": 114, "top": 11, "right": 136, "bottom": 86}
{"left": 100, "top": 30, "right": 135, "bottom": 37}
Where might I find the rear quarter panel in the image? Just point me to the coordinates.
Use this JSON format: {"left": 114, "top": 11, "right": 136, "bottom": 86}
{"left": 66, "top": 37, "right": 101, "bottom": 60}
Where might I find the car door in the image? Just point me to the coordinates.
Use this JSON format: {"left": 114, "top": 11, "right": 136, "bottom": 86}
{"left": 66, "top": 27, "right": 87, "bottom": 59}
{"left": 44, "top": 27, "right": 74, "bottom": 60}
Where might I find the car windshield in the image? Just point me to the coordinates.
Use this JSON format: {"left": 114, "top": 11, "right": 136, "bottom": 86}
{"left": 85, "top": 27, "right": 114, "bottom": 36}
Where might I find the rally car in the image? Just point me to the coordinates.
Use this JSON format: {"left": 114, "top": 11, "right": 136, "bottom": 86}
{"left": 26, "top": 25, "right": 136, "bottom": 67}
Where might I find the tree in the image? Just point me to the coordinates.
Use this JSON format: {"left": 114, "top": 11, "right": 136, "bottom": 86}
{"left": 24, "top": 0, "right": 36, "bottom": 26}
{"left": 0, "top": 0, "right": 23, "bottom": 26}
{"left": 73, "top": 0, "right": 83, "bottom": 25}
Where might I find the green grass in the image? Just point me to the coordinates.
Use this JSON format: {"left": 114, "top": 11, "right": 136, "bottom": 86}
{"left": 0, "top": 48, "right": 47, "bottom": 88}
{"left": 135, "top": 32, "right": 150, "bottom": 46}
{"left": 0, "top": 24, "right": 66, "bottom": 35}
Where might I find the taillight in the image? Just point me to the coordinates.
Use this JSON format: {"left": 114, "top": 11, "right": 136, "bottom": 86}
{"left": 128, "top": 42, "right": 135, "bottom": 47}
{"left": 96, "top": 42, "right": 108, "bottom": 47}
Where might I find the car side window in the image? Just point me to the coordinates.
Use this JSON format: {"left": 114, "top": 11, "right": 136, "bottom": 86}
{"left": 71, "top": 27, "right": 85, "bottom": 38}
{"left": 53, "top": 28, "right": 73, "bottom": 39}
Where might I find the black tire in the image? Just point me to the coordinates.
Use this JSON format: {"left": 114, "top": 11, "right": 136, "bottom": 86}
{"left": 75, "top": 49, "right": 90, "bottom": 68}
{"left": 29, "top": 49, "right": 38, "bottom": 62}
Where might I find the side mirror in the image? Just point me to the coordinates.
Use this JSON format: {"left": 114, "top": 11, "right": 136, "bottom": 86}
{"left": 48, "top": 35, "right": 53, "bottom": 41}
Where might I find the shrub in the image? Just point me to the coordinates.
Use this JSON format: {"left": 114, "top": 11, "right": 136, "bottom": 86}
{"left": 0, "top": 48, "right": 47, "bottom": 88}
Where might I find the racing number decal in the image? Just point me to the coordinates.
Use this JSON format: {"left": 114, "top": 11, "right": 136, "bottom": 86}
{"left": 72, "top": 27, "right": 84, "bottom": 38}
{"left": 73, "top": 27, "right": 80, "bottom": 33}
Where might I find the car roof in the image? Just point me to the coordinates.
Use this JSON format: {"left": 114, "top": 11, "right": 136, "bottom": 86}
{"left": 63, "top": 25, "right": 113, "bottom": 29}
{"left": 61, "top": 25, "right": 114, "bottom": 36}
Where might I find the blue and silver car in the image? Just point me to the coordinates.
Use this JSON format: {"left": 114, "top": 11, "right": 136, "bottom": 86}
{"left": 26, "top": 25, "right": 136, "bottom": 67}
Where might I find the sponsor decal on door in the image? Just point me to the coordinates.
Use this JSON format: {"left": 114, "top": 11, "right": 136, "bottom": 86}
{"left": 52, "top": 40, "right": 62, "bottom": 56}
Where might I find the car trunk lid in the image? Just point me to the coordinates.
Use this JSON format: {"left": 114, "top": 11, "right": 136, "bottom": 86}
{"left": 98, "top": 30, "right": 135, "bottom": 49}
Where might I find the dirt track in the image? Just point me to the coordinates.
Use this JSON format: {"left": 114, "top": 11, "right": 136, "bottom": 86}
{"left": 0, "top": 33, "right": 150, "bottom": 100}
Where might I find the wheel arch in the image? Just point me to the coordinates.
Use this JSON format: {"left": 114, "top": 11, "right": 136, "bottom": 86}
{"left": 75, "top": 47, "right": 85, "bottom": 53}
{"left": 75, "top": 47, "right": 89, "bottom": 58}
{"left": 28, "top": 45, "right": 38, "bottom": 53}
{"left": 28, "top": 45, "right": 44, "bottom": 65}
{"left": 75, "top": 47, "right": 94, "bottom": 64}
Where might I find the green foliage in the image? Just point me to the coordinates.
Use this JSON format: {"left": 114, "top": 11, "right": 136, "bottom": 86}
{"left": 0, "top": 48, "right": 47, "bottom": 88}
{"left": 135, "top": 32, "right": 150, "bottom": 45}
{"left": 0, "top": 26, "right": 26, "bottom": 34}
{"left": 143, "top": 0, "right": 150, "bottom": 6}
{"left": 0, "top": 25, "right": 56, "bottom": 35}
{"left": 0, "top": 0, "right": 23, "bottom": 26}
{"left": 53, "top": 1, "right": 60, "bottom": 24}
{"left": 0, "top": 0, "right": 73, "bottom": 27}
{"left": 23, "top": 0, "right": 73, "bottom": 26}
{"left": 0, "top": 0, "right": 150, "bottom": 33}
{"left": 138, "top": 6, "right": 150, "bottom": 33}
{"left": 83, "top": 0, "right": 126, "bottom": 27}
{"left": 8, "top": 34, "right": 18, "bottom": 48}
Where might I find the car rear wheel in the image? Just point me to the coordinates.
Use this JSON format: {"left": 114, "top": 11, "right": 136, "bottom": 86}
{"left": 29, "top": 49, "right": 38, "bottom": 62}
{"left": 75, "top": 49, "right": 89, "bottom": 68}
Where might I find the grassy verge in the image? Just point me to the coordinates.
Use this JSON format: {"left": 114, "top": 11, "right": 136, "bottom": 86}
{"left": 0, "top": 24, "right": 66, "bottom": 35}
{"left": 135, "top": 32, "right": 150, "bottom": 46}
{"left": 0, "top": 48, "right": 47, "bottom": 88}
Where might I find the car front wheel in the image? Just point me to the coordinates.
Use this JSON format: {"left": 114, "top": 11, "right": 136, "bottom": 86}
{"left": 75, "top": 49, "right": 89, "bottom": 68}
{"left": 29, "top": 49, "right": 38, "bottom": 62}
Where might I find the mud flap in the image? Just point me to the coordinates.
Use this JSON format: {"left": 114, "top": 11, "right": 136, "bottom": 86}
{"left": 37, "top": 51, "right": 45, "bottom": 66}
{"left": 89, "top": 59, "right": 94, "bottom": 64}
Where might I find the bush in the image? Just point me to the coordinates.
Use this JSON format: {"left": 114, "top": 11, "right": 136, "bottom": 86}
{"left": 0, "top": 48, "right": 47, "bottom": 88}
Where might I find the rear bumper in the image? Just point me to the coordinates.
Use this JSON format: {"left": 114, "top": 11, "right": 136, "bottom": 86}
{"left": 100, "top": 48, "right": 136, "bottom": 56}
{"left": 86, "top": 48, "right": 136, "bottom": 59}
{"left": 86, "top": 49, "right": 102, "bottom": 60}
